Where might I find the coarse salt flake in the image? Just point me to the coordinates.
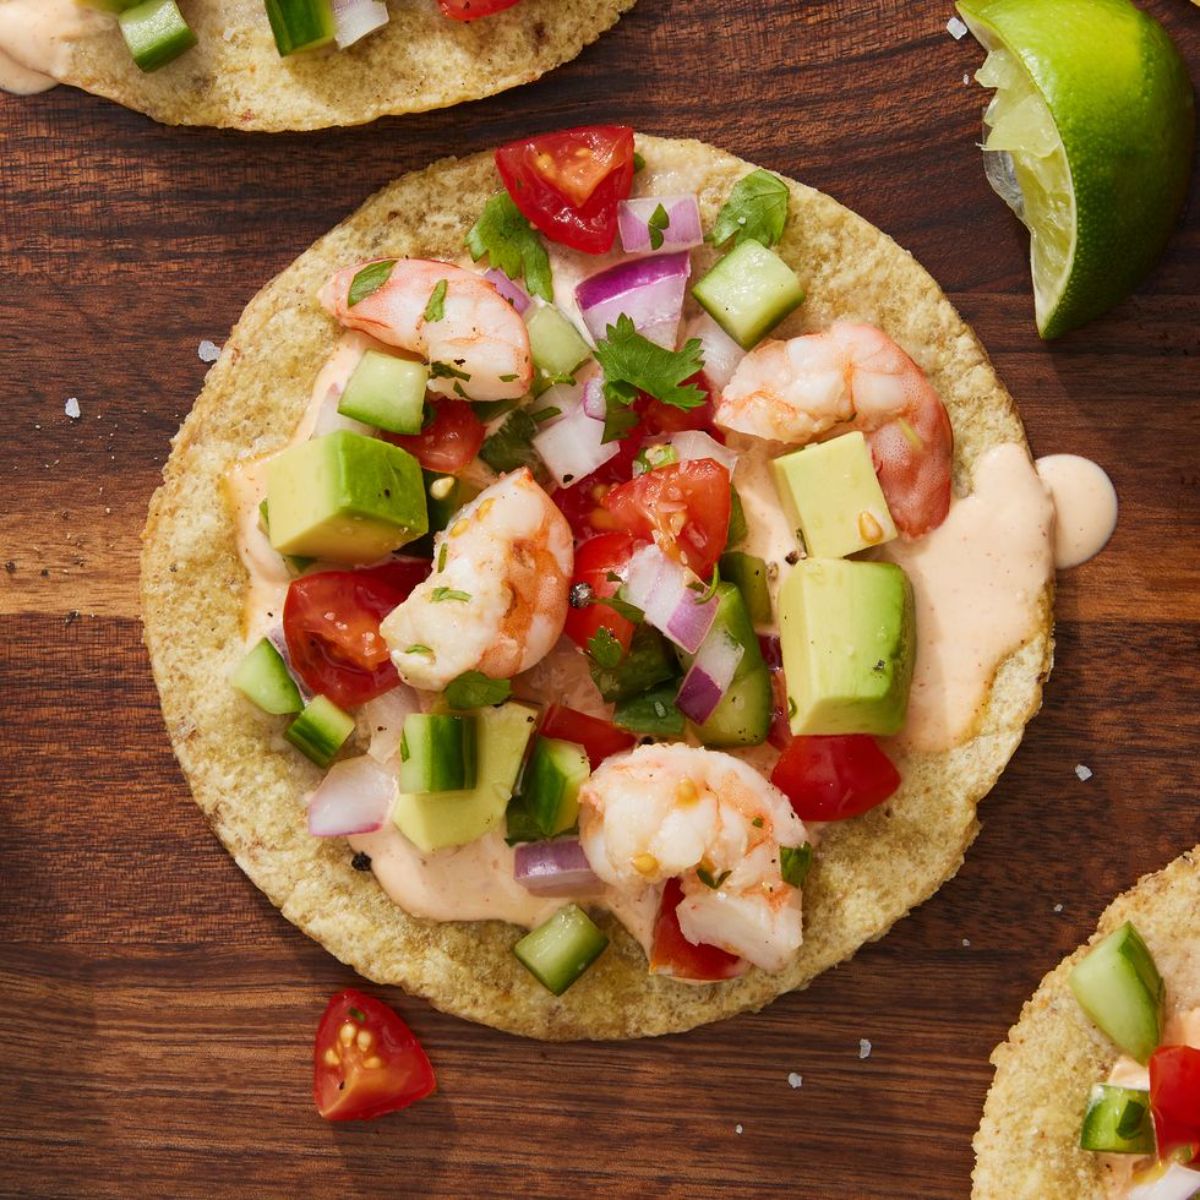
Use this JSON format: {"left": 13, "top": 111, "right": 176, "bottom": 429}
{"left": 962, "top": 938, "right": 971, "bottom": 947}
{"left": 947, "top": 15, "right": 968, "bottom": 39}
{"left": 787, "top": 1072, "right": 803, "bottom": 1089}
{"left": 64, "top": 397, "right": 81, "bottom": 420}
{"left": 963, "top": 72, "right": 971, "bottom": 85}
{"left": 1054, "top": 903, "right": 1064, "bottom": 913}
{"left": 859, "top": 1038, "right": 872, "bottom": 1060}
{"left": 198, "top": 340, "right": 221, "bottom": 363}
{"left": 734, "top": 1123, "right": 744, "bottom": 1135}
{"left": 1075, "top": 764, "right": 1093, "bottom": 782}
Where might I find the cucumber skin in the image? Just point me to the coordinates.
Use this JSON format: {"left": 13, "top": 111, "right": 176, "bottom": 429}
{"left": 522, "top": 737, "right": 590, "bottom": 837}
{"left": 721, "top": 552, "right": 772, "bottom": 625}
{"left": 285, "top": 695, "right": 355, "bottom": 768}
{"left": 1079, "top": 1084, "right": 1155, "bottom": 1154}
{"left": 398, "top": 715, "right": 478, "bottom": 794}
{"left": 513, "top": 904, "right": 608, "bottom": 996}
{"left": 232, "top": 638, "right": 303, "bottom": 716}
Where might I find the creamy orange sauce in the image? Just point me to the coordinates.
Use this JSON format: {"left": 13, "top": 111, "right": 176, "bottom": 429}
{"left": 0, "top": 0, "right": 102, "bottom": 95}
{"left": 1036, "top": 454, "right": 1118, "bottom": 570}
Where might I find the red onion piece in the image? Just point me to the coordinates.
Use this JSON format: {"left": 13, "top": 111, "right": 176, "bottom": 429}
{"left": 332, "top": 0, "right": 389, "bottom": 48}
{"left": 668, "top": 430, "right": 739, "bottom": 474}
{"left": 307, "top": 756, "right": 396, "bottom": 837}
{"left": 514, "top": 838, "right": 603, "bottom": 897}
{"left": 581, "top": 377, "right": 607, "bottom": 420}
{"left": 575, "top": 251, "right": 692, "bottom": 349}
{"left": 484, "top": 267, "right": 532, "bottom": 314}
{"left": 533, "top": 385, "right": 618, "bottom": 488}
{"left": 676, "top": 631, "right": 744, "bottom": 724}
{"left": 682, "top": 312, "right": 744, "bottom": 392}
{"left": 621, "top": 544, "right": 718, "bottom": 654}
{"left": 617, "top": 195, "right": 703, "bottom": 255}
{"left": 1128, "top": 1165, "right": 1200, "bottom": 1200}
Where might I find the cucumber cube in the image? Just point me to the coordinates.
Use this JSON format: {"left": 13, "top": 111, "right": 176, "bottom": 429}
{"left": 1079, "top": 1084, "right": 1155, "bottom": 1154}
{"left": 119, "top": 0, "right": 196, "bottom": 72}
{"left": 526, "top": 305, "right": 591, "bottom": 380}
{"left": 338, "top": 351, "right": 429, "bottom": 435}
{"left": 691, "top": 240, "right": 805, "bottom": 349}
{"left": 513, "top": 904, "right": 608, "bottom": 995}
{"left": 264, "top": 0, "right": 335, "bottom": 55}
{"left": 231, "top": 638, "right": 303, "bottom": 716}
{"left": 719, "top": 552, "right": 772, "bottom": 625}
{"left": 519, "top": 737, "right": 590, "bottom": 837}
{"left": 398, "top": 714, "right": 478, "bottom": 794}
{"left": 286, "top": 695, "right": 355, "bottom": 768}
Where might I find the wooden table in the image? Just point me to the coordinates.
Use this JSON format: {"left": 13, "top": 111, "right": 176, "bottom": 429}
{"left": 2, "top": 2, "right": 1197, "bottom": 1195}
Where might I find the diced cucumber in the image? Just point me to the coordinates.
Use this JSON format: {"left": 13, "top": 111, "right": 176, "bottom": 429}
{"left": 286, "top": 695, "right": 354, "bottom": 768}
{"left": 589, "top": 625, "right": 678, "bottom": 703}
{"left": 118, "top": 0, "right": 196, "bottom": 72}
{"left": 526, "top": 305, "right": 591, "bottom": 380}
{"left": 398, "top": 714, "right": 478, "bottom": 794}
{"left": 692, "top": 240, "right": 805, "bottom": 350}
{"left": 727, "top": 485, "right": 748, "bottom": 547}
{"left": 513, "top": 904, "right": 608, "bottom": 995}
{"left": 720, "top": 551, "right": 772, "bottom": 625}
{"left": 1069, "top": 921, "right": 1163, "bottom": 1063}
{"left": 231, "top": 638, "right": 303, "bottom": 716}
{"left": 613, "top": 682, "right": 686, "bottom": 737}
{"left": 264, "top": 0, "right": 334, "bottom": 55}
{"left": 337, "top": 351, "right": 428, "bottom": 435}
{"left": 1079, "top": 1084, "right": 1155, "bottom": 1154}
{"left": 519, "top": 737, "right": 590, "bottom": 837}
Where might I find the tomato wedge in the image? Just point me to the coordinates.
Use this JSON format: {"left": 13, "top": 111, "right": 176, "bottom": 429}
{"left": 382, "top": 399, "right": 484, "bottom": 474}
{"left": 313, "top": 989, "right": 435, "bottom": 1122}
{"left": 771, "top": 734, "right": 901, "bottom": 821}
{"left": 541, "top": 704, "right": 636, "bottom": 771}
{"left": 1150, "top": 1044, "right": 1200, "bottom": 1163}
{"left": 496, "top": 126, "right": 635, "bottom": 255}
{"left": 601, "top": 458, "right": 731, "bottom": 580}
{"left": 283, "top": 560, "right": 430, "bottom": 708}
{"left": 650, "top": 878, "right": 746, "bottom": 981}
{"left": 563, "top": 532, "right": 639, "bottom": 655}
{"left": 438, "top": 0, "right": 520, "bottom": 18}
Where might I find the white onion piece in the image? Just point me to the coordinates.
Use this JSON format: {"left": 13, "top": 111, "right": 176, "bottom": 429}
{"left": 533, "top": 392, "right": 617, "bottom": 488}
{"left": 361, "top": 686, "right": 421, "bottom": 766}
{"left": 307, "top": 756, "right": 396, "bottom": 838}
{"left": 621, "top": 544, "right": 718, "bottom": 654}
{"left": 676, "top": 631, "right": 743, "bottom": 724}
{"left": 1128, "top": 1165, "right": 1200, "bottom": 1200}
{"left": 575, "top": 251, "right": 691, "bottom": 350}
{"left": 581, "top": 377, "right": 606, "bottom": 420}
{"left": 617, "top": 195, "right": 704, "bottom": 255}
{"left": 514, "top": 838, "right": 603, "bottom": 896}
{"left": 332, "top": 0, "right": 389, "bottom": 48}
{"left": 668, "top": 430, "right": 738, "bottom": 474}
{"left": 484, "top": 267, "right": 532, "bottom": 314}
{"left": 682, "top": 311, "right": 744, "bottom": 392}
{"left": 311, "top": 374, "right": 374, "bottom": 438}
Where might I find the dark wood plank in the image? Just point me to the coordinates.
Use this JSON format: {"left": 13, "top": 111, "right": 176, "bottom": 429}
{"left": 1, "top": 1, "right": 1198, "bottom": 1197}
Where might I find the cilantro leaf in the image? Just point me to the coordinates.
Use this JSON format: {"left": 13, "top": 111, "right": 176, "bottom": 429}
{"left": 431, "top": 586, "right": 471, "bottom": 603}
{"left": 587, "top": 627, "right": 624, "bottom": 669}
{"left": 466, "top": 192, "right": 553, "bottom": 302}
{"left": 780, "top": 843, "right": 813, "bottom": 888}
{"left": 348, "top": 260, "right": 396, "bottom": 307}
{"left": 445, "top": 670, "right": 511, "bottom": 710}
{"left": 707, "top": 169, "right": 790, "bottom": 249}
{"left": 647, "top": 203, "right": 670, "bottom": 251}
{"left": 423, "top": 279, "right": 447, "bottom": 323}
{"left": 479, "top": 409, "right": 542, "bottom": 475}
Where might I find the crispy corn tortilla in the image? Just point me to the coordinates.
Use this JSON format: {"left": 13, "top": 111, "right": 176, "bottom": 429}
{"left": 40, "top": 0, "right": 632, "bottom": 130}
{"left": 973, "top": 848, "right": 1200, "bottom": 1199}
{"left": 141, "top": 136, "right": 1054, "bottom": 1039}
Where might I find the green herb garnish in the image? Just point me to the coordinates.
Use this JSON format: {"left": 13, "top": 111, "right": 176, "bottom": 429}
{"left": 423, "top": 279, "right": 447, "bottom": 323}
{"left": 466, "top": 191, "right": 553, "bottom": 302}
{"left": 647, "top": 202, "right": 670, "bottom": 251}
{"left": 445, "top": 670, "right": 511, "bottom": 710}
{"left": 480, "top": 409, "right": 542, "bottom": 475}
{"left": 348, "top": 260, "right": 396, "bottom": 307}
{"left": 348, "top": 1006, "right": 366, "bottom": 1022}
{"left": 587, "top": 627, "right": 624, "bottom": 669}
{"left": 780, "top": 844, "right": 813, "bottom": 888}
{"left": 430, "top": 361, "right": 471, "bottom": 381}
{"left": 431, "top": 587, "right": 471, "bottom": 603}
{"left": 436, "top": 545, "right": 448, "bottom": 572}
{"left": 696, "top": 864, "right": 732, "bottom": 890}
{"left": 532, "top": 406, "right": 561, "bottom": 424}
{"left": 707, "top": 169, "right": 790, "bottom": 250}
{"left": 633, "top": 151, "right": 646, "bottom": 172}
{"left": 406, "top": 644, "right": 433, "bottom": 656}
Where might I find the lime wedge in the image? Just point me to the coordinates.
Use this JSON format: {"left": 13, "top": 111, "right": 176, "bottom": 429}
{"left": 956, "top": 0, "right": 1195, "bottom": 339}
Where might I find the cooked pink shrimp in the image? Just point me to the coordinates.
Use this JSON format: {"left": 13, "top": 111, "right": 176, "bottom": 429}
{"left": 379, "top": 469, "right": 572, "bottom": 691}
{"left": 716, "top": 323, "right": 953, "bottom": 537}
{"left": 319, "top": 259, "right": 532, "bottom": 403}
{"left": 578, "top": 744, "right": 810, "bottom": 972}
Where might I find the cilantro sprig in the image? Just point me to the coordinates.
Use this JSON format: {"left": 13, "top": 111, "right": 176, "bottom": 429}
{"left": 466, "top": 192, "right": 553, "bottom": 302}
{"left": 708, "top": 169, "right": 790, "bottom": 250}
{"left": 445, "top": 671, "right": 512, "bottom": 710}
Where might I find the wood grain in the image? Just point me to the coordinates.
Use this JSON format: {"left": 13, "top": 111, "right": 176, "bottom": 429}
{"left": 1, "top": 1, "right": 1198, "bottom": 1196}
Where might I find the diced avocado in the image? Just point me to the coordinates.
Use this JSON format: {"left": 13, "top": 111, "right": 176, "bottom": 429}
{"left": 613, "top": 682, "right": 686, "bottom": 737}
{"left": 1079, "top": 1084, "right": 1155, "bottom": 1154}
{"left": 526, "top": 305, "right": 591, "bottom": 380}
{"left": 392, "top": 702, "right": 538, "bottom": 853}
{"left": 720, "top": 552, "right": 772, "bottom": 625}
{"left": 513, "top": 904, "right": 608, "bottom": 995}
{"left": 337, "top": 350, "right": 428, "bottom": 435}
{"left": 231, "top": 638, "right": 303, "bottom": 716}
{"left": 1069, "top": 922, "right": 1164, "bottom": 1063}
{"left": 118, "top": 0, "right": 196, "bottom": 72}
{"left": 286, "top": 695, "right": 355, "bottom": 767}
{"left": 589, "top": 625, "right": 678, "bottom": 703}
{"left": 258, "top": 499, "right": 315, "bottom": 575}
{"left": 518, "top": 737, "right": 590, "bottom": 837}
{"left": 265, "top": 430, "right": 427, "bottom": 565}
{"left": 398, "top": 714, "right": 478, "bottom": 794}
{"left": 772, "top": 432, "right": 897, "bottom": 559}
{"left": 779, "top": 559, "right": 915, "bottom": 736}
{"left": 691, "top": 240, "right": 805, "bottom": 349}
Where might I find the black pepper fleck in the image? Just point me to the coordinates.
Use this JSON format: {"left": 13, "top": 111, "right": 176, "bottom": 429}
{"left": 40, "top": 569, "right": 49, "bottom": 578}
{"left": 351, "top": 852, "right": 372, "bottom": 872}
{"left": 785, "top": 550, "right": 800, "bottom": 565}
{"left": 569, "top": 582, "right": 594, "bottom": 609}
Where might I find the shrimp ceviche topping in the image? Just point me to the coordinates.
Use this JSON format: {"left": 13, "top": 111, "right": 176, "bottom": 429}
{"left": 225, "top": 126, "right": 1051, "bottom": 995}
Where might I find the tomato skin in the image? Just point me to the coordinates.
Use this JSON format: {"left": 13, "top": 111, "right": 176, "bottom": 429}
{"left": 639, "top": 376, "right": 722, "bottom": 438}
{"left": 382, "top": 400, "right": 484, "bottom": 474}
{"left": 601, "top": 459, "right": 732, "bottom": 580}
{"left": 541, "top": 704, "right": 636, "bottom": 771}
{"left": 496, "top": 126, "right": 635, "bottom": 255}
{"left": 1149, "top": 1045, "right": 1200, "bottom": 1163}
{"left": 283, "top": 560, "right": 430, "bottom": 709}
{"left": 438, "top": 0, "right": 520, "bottom": 17}
{"left": 771, "top": 735, "right": 901, "bottom": 821}
{"left": 650, "top": 878, "right": 746, "bottom": 981}
{"left": 562, "top": 532, "right": 639, "bottom": 653}
{"left": 314, "top": 989, "right": 435, "bottom": 1122}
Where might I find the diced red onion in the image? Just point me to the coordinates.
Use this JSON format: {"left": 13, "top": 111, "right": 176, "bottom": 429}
{"left": 533, "top": 386, "right": 617, "bottom": 488}
{"left": 621, "top": 543, "right": 718, "bottom": 655}
{"left": 332, "top": 0, "right": 389, "bottom": 48}
{"left": 617, "top": 195, "right": 703, "bottom": 255}
{"left": 1128, "top": 1165, "right": 1200, "bottom": 1200}
{"left": 676, "top": 631, "right": 744, "bottom": 724}
{"left": 307, "top": 755, "right": 396, "bottom": 837}
{"left": 484, "top": 267, "right": 532, "bottom": 314}
{"left": 682, "top": 312, "right": 745, "bottom": 391}
{"left": 514, "top": 838, "right": 603, "bottom": 896}
{"left": 581, "top": 377, "right": 606, "bottom": 420}
{"left": 575, "top": 251, "right": 691, "bottom": 350}
{"left": 668, "top": 430, "right": 739, "bottom": 474}
{"left": 361, "top": 686, "right": 421, "bottom": 766}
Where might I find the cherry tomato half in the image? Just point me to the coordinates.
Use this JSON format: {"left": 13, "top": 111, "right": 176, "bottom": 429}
{"left": 650, "top": 878, "right": 746, "bottom": 981}
{"left": 438, "top": 0, "right": 520, "bottom": 17}
{"left": 1150, "top": 1044, "right": 1200, "bottom": 1163}
{"left": 770, "top": 734, "right": 901, "bottom": 821}
{"left": 563, "top": 532, "right": 639, "bottom": 654}
{"left": 496, "top": 126, "right": 635, "bottom": 255}
{"left": 382, "top": 400, "right": 485, "bottom": 475}
{"left": 602, "top": 458, "right": 732, "bottom": 580}
{"left": 283, "top": 560, "right": 430, "bottom": 708}
{"left": 313, "top": 989, "right": 436, "bottom": 1122}
{"left": 541, "top": 704, "right": 636, "bottom": 771}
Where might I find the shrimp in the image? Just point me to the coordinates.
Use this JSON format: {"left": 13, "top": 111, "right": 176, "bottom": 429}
{"left": 379, "top": 468, "right": 572, "bottom": 691}
{"left": 716, "top": 322, "right": 953, "bottom": 537}
{"left": 578, "top": 744, "right": 811, "bottom": 972}
{"left": 319, "top": 259, "right": 533, "bottom": 403}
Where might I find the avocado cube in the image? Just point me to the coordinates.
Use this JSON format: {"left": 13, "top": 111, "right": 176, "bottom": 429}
{"left": 779, "top": 558, "right": 915, "bottom": 736}
{"left": 265, "top": 430, "right": 427, "bottom": 565}
{"left": 772, "top": 432, "right": 897, "bottom": 559}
